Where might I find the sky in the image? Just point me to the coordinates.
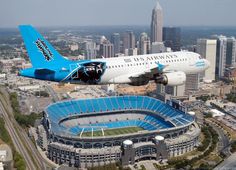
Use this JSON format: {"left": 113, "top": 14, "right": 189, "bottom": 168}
{"left": 0, "top": 0, "right": 235, "bottom": 28}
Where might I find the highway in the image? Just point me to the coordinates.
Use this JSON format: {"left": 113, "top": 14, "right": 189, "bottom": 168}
{"left": 0, "top": 101, "right": 36, "bottom": 170}
{"left": 0, "top": 91, "right": 51, "bottom": 170}
{"left": 15, "top": 123, "right": 48, "bottom": 170}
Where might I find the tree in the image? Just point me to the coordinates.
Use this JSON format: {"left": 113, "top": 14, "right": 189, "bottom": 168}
{"left": 230, "top": 141, "right": 236, "bottom": 153}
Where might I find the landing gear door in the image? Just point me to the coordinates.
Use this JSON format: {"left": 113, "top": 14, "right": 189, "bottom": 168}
{"left": 70, "top": 63, "right": 79, "bottom": 79}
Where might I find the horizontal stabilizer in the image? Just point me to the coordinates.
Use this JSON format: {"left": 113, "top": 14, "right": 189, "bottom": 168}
{"left": 35, "top": 68, "right": 55, "bottom": 75}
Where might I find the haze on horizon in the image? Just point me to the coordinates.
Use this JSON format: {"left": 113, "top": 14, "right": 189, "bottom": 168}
{"left": 0, "top": 0, "right": 235, "bottom": 28}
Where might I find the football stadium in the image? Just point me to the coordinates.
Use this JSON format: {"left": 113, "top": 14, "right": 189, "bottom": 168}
{"left": 37, "top": 96, "right": 200, "bottom": 168}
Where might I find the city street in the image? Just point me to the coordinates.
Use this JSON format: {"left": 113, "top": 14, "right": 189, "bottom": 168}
{"left": 214, "top": 152, "right": 236, "bottom": 170}
{"left": 207, "top": 120, "right": 231, "bottom": 156}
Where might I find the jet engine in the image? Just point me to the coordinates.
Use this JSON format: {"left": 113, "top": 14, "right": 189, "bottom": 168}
{"left": 155, "top": 71, "right": 186, "bottom": 86}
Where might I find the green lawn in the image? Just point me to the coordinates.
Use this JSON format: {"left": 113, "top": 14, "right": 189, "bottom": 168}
{"left": 81, "top": 126, "right": 144, "bottom": 137}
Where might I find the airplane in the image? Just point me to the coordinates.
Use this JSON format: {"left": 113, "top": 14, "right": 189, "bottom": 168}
{"left": 18, "top": 25, "right": 210, "bottom": 86}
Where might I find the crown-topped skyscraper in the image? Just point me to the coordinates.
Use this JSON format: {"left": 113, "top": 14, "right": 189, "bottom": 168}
{"left": 151, "top": 1, "right": 163, "bottom": 43}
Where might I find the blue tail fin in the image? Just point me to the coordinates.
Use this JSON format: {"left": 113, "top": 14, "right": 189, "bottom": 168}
{"left": 19, "top": 25, "right": 68, "bottom": 68}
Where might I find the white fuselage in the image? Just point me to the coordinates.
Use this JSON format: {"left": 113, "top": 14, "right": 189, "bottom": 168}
{"left": 93, "top": 51, "right": 209, "bottom": 84}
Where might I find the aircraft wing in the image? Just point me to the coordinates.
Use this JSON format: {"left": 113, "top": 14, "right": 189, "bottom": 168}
{"left": 129, "top": 62, "right": 169, "bottom": 79}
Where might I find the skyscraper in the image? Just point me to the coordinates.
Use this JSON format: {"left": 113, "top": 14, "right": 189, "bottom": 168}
{"left": 197, "top": 39, "right": 217, "bottom": 82}
{"left": 226, "top": 37, "right": 236, "bottom": 67}
{"left": 99, "top": 43, "right": 114, "bottom": 58}
{"left": 139, "top": 32, "right": 150, "bottom": 55}
{"left": 151, "top": 1, "right": 163, "bottom": 43}
{"left": 82, "top": 40, "right": 97, "bottom": 60}
{"left": 151, "top": 42, "right": 165, "bottom": 53}
{"left": 163, "top": 27, "right": 181, "bottom": 51}
{"left": 111, "top": 33, "right": 120, "bottom": 55}
{"left": 213, "top": 35, "right": 227, "bottom": 79}
{"left": 185, "top": 74, "right": 200, "bottom": 92}
{"left": 122, "top": 31, "right": 136, "bottom": 55}
{"left": 212, "top": 35, "right": 236, "bottom": 79}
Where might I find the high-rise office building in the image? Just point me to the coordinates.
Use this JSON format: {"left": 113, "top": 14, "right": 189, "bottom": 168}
{"left": 151, "top": 42, "right": 165, "bottom": 53}
{"left": 213, "top": 35, "right": 227, "bottom": 79}
{"left": 212, "top": 35, "right": 236, "bottom": 79}
{"left": 163, "top": 27, "right": 181, "bottom": 51}
{"left": 122, "top": 31, "right": 136, "bottom": 54}
{"left": 128, "top": 48, "right": 138, "bottom": 56}
{"left": 99, "top": 43, "right": 114, "bottom": 58}
{"left": 111, "top": 33, "right": 120, "bottom": 55}
{"left": 226, "top": 37, "right": 236, "bottom": 67}
{"left": 197, "top": 39, "right": 217, "bottom": 82}
{"left": 82, "top": 40, "right": 97, "bottom": 60}
{"left": 139, "top": 32, "right": 151, "bottom": 55}
{"left": 185, "top": 74, "right": 200, "bottom": 92}
{"left": 151, "top": 1, "right": 163, "bottom": 43}
{"left": 165, "top": 85, "right": 185, "bottom": 97}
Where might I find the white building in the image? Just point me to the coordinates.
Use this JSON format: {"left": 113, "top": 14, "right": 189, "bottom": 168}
{"left": 139, "top": 32, "right": 150, "bottom": 55}
{"left": 69, "top": 44, "right": 79, "bottom": 51}
{"left": 82, "top": 40, "right": 97, "bottom": 60}
{"left": 185, "top": 74, "right": 200, "bottom": 92}
{"left": 197, "top": 39, "right": 217, "bottom": 82}
{"left": 165, "top": 84, "right": 185, "bottom": 97}
{"left": 128, "top": 48, "right": 138, "bottom": 56}
{"left": 151, "top": 42, "right": 165, "bottom": 54}
{"left": 212, "top": 35, "right": 227, "bottom": 79}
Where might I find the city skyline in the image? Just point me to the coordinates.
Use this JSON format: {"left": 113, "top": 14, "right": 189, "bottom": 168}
{"left": 0, "top": 0, "right": 236, "bottom": 28}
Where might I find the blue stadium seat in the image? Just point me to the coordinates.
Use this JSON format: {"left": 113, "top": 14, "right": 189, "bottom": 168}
{"left": 46, "top": 96, "right": 194, "bottom": 136}
{"left": 128, "top": 96, "right": 138, "bottom": 109}
{"left": 104, "top": 98, "right": 113, "bottom": 111}
{"left": 91, "top": 100, "right": 100, "bottom": 112}
{"left": 97, "top": 99, "right": 108, "bottom": 112}
{"left": 116, "top": 97, "right": 125, "bottom": 110}
{"left": 71, "top": 101, "right": 81, "bottom": 114}
{"left": 84, "top": 100, "right": 94, "bottom": 113}
{"left": 79, "top": 100, "right": 87, "bottom": 113}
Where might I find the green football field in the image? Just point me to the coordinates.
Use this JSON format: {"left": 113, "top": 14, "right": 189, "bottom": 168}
{"left": 80, "top": 126, "right": 144, "bottom": 137}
